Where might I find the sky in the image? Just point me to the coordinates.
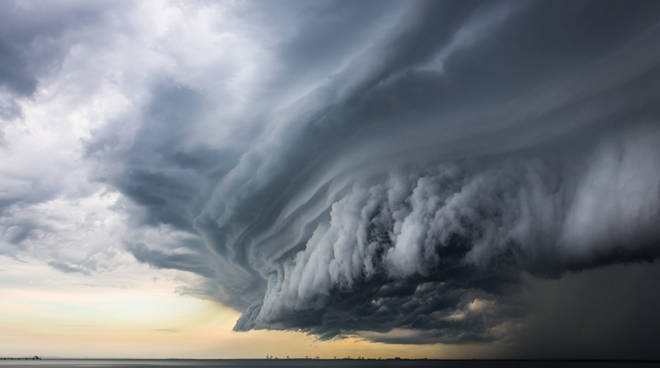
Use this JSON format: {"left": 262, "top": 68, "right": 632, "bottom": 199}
{"left": 1, "top": 0, "right": 660, "bottom": 360}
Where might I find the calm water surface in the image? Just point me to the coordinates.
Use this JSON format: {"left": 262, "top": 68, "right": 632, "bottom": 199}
{"left": 1, "top": 360, "right": 659, "bottom": 368}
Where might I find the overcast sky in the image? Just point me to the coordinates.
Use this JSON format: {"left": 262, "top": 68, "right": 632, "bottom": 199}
{"left": 1, "top": 0, "right": 660, "bottom": 359}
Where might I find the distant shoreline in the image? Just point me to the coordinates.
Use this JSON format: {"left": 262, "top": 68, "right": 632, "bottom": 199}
{"left": 10, "top": 358, "right": 659, "bottom": 362}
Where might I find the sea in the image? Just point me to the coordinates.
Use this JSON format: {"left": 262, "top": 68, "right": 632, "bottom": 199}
{"left": 1, "top": 360, "right": 659, "bottom": 368}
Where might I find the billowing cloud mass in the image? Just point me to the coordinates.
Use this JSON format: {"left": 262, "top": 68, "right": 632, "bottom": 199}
{"left": 2, "top": 0, "right": 660, "bottom": 356}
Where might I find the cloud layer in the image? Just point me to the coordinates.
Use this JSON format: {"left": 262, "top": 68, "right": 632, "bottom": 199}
{"left": 2, "top": 0, "right": 660, "bottom": 354}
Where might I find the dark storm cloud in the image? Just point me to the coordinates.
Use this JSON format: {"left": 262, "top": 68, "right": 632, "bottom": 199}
{"left": 127, "top": 242, "right": 214, "bottom": 278}
{"left": 85, "top": 0, "right": 660, "bottom": 351}
{"left": 88, "top": 81, "right": 215, "bottom": 230}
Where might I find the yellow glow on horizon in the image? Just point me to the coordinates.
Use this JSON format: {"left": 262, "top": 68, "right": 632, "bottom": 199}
{"left": 0, "top": 292, "right": 488, "bottom": 359}
{"left": 0, "top": 257, "right": 491, "bottom": 359}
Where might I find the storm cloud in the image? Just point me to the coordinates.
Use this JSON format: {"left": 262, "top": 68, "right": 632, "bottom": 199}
{"left": 90, "top": 0, "right": 660, "bottom": 343}
{"left": 3, "top": 0, "right": 660, "bottom": 357}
